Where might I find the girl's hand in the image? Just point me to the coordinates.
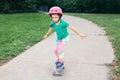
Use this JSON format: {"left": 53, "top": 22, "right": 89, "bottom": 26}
{"left": 80, "top": 33, "right": 86, "bottom": 39}
{"left": 42, "top": 35, "right": 48, "bottom": 40}
{"left": 69, "top": 26, "right": 86, "bottom": 39}
{"left": 42, "top": 27, "right": 53, "bottom": 40}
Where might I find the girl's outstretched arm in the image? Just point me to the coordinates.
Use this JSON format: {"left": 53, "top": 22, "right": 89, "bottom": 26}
{"left": 42, "top": 27, "right": 54, "bottom": 39}
{"left": 69, "top": 26, "right": 86, "bottom": 39}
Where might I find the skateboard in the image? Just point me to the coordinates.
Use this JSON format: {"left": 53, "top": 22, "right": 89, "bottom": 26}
{"left": 52, "top": 66, "right": 64, "bottom": 76}
{"left": 52, "top": 61, "right": 64, "bottom": 76}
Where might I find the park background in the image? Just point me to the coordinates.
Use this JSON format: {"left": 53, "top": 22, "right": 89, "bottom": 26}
{"left": 0, "top": 0, "right": 120, "bottom": 79}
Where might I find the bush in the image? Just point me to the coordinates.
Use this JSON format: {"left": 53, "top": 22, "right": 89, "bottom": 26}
{"left": 0, "top": 0, "right": 37, "bottom": 13}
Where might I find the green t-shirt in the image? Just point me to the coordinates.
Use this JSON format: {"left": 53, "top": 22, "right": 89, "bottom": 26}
{"left": 50, "top": 19, "right": 69, "bottom": 41}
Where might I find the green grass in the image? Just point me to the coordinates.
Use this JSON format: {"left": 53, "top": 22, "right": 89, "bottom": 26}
{"left": 67, "top": 13, "right": 120, "bottom": 77}
{"left": 0, "top": 12, "right": 50, "bottom": 61}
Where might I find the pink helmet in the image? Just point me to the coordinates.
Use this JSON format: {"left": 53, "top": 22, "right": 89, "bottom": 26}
{"left": 48, "top": 6, "right": 63, "bottom": 15}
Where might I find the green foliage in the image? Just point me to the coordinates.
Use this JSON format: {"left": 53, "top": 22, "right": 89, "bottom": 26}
{"left": 0, "top": 0, "right": 37, "bottom": 13}
{"left": 54, "top": 0, "right": 120, "bottom": 13}
{"left": 54, "top": 0, "right": 82, "bottom": 12}
{"left": 0, "top": 0, "right": 120, "bottom": 13}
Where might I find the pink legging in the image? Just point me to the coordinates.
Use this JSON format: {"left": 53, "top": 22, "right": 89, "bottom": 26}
{"left": 54, "top": 36, "right": 69, "bottom": 63}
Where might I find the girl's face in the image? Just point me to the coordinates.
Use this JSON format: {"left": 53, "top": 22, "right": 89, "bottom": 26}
{"left": 51, "top": 14, "right": 60, "bottom": 23}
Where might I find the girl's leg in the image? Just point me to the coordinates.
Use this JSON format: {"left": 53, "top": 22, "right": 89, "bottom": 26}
{"left": 53, "top": 36, "right": 69, "bottom": 75}
{"left": 54, "top": 36, "right": 69, "bottom": 63}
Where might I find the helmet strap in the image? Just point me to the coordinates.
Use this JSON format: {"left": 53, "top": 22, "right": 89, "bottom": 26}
{"left": 56, "top": 14, "right": 62, "bottom": 23}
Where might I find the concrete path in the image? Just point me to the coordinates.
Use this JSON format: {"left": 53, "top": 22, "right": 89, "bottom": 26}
{"left": 0, "top": 15, "right": 115, "bottom": 80}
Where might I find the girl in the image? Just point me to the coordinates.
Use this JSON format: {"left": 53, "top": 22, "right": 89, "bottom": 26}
{"left": 42, "top": 6, "right": 86, "bottom": 75}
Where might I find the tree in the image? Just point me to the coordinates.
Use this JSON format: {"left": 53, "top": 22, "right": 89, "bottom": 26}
{"left": 0, "top": 0, "right": 120, "bottom": 13}
{"left": 0, "top": 0, "right": 37, "bottom": 13}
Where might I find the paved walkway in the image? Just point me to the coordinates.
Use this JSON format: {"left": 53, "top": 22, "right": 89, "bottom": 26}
{"left": 0, "top": 15, "right": 115, "bottom": 80}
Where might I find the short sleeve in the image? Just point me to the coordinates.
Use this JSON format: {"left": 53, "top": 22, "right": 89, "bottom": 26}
{"left": 61, "top": 19, "right": 69, "bottom": 27}
{"left": 50, "top": 21, "right": 55, "bottom": 27}
{"left": 64, "top": 21, "right": 69, "bottom": 27}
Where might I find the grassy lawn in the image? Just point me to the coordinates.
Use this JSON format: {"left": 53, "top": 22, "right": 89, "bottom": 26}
{"left": 0, "top": 12, "right": 50, "bottom": 63}
{"left": 67, "top": 13, "right": 120, "bottom": 79}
